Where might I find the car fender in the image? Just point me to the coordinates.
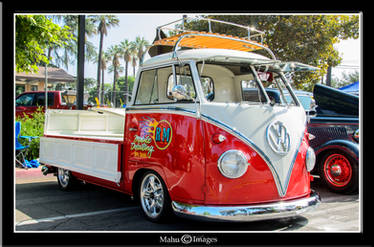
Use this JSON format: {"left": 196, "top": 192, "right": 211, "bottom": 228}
{"left": 314, "top": 139, "right": 359, "bottom": 162}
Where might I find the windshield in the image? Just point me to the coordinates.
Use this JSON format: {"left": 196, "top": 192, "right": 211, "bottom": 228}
{"left": 197, "top": 62, "right": 297, "bottom": 106}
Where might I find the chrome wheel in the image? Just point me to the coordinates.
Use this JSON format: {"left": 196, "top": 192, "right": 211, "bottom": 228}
{"left": 57, "top": 168, "right": 73, "bottom": 190}
{"left": 140, "top": 173, "right": 165, "bottom": 219}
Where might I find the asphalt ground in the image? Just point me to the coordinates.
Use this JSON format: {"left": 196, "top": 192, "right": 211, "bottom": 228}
{"left": 14, "top": 167, "right": 360, "bottom": 233}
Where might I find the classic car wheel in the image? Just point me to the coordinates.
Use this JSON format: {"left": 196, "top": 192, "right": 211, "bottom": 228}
{"left": 139, "top": 171, "right": 171, "bottom": 222}
{"left": 57, "top": 168, "right": 75, "bottom": 191}
{"left": 319, "top": 150, "right": 358, "bottom": 194}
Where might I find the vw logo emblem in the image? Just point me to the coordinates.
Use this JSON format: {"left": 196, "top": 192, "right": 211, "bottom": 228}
{"left": 266, "top": 121, "right": 290, "bottom": 155}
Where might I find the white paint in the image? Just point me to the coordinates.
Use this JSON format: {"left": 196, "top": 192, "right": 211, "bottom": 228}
{"left": 201, "top": 103, "right": 306, "bottom": 197}
{"left": 39, "top": 137, "right": 121, "bottom": 183}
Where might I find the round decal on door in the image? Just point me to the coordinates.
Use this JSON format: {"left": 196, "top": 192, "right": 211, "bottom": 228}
{"left": 153, "top": 120, "right": 173, "bottom": 150}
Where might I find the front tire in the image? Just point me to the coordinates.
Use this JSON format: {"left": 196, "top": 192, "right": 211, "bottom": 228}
{"left": 318, "top": 150, "right": 358, "bottom": 194}
{"left": 139, "top": 171, "right": 172, "bottom": 222}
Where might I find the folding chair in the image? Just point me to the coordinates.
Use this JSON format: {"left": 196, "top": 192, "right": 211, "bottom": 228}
{"left": 15, "top": 121, "right": 39, "bottom": 169}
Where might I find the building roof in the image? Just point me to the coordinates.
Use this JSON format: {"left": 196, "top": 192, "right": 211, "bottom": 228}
{"left": 16, "top": 66, "right": 76, "bottom": 83}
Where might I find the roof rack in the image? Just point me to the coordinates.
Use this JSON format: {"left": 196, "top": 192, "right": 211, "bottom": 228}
{"left": 147, "top": 16, "right": 276, "bottom": 60}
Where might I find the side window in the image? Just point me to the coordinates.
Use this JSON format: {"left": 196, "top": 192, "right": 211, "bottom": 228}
{"left": 241, "top": 80, "right": 266, "bottom": 104}
{"left": 135, "top": 64, "right": 197, "bottom": 105}
{"left": 166, "top": 64, "right": 196, "bottom": 101}
{"left": 200, "top": 77, "right": 214, "bottom": 101}
{"left": 35, "top": 93, "right": 54, "bottom": 106}
{"left": 135, "top": 69, "right": 158, "bottom": 105}
{"left": 16, "top": 94, "right": 35, "bottom": 106}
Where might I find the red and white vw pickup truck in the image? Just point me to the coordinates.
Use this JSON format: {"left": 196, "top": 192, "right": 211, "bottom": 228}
{"left": 39, "top": 17, "right": 320, "bottom": 222}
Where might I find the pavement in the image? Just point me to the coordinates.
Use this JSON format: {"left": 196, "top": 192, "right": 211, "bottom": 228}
{"left": 14, "top": 166, "right": 360, "bottom": 232}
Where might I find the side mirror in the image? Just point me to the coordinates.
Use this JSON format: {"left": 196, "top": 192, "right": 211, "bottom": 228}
{"left": 171, "top": 85, "right": 188, "bottom": 101}
{"left": 306, "top": 109, "right": 317, "bottom": 117}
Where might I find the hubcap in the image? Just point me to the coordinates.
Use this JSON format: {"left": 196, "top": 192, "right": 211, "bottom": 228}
{"left": 324, "top": 153, "right": 352, "bottom": 187}
{"left": 140, "top": 174, "right": 164, "bottom": 219}
{"left": 58, "top": 168, "right": 70, "bottom": 187}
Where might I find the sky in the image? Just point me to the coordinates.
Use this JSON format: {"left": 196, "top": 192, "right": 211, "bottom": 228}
{"left": 65, "top": 13, "right": 361, "bottom": 83}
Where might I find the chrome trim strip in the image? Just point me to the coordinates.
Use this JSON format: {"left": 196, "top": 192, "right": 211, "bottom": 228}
{"left": 172, "top": 191, "right": 320, "bottom": 222}
{"left": 126, "top": 106, "right": 197, "bottom": 118}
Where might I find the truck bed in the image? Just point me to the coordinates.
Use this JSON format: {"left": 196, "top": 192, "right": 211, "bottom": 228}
{"left": 43, "top": 108, "right": 126, "bottom": 140}
{"left": 39, "top": 108, "right": 126, "bottom": 183}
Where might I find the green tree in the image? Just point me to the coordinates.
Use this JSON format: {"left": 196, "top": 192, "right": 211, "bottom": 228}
{"left": 331, "top": 70, "right": 359, "bottom": 88}
{"left": 49, "top": 15, "right": 98, "bottom": 70}
{"left": 133, "top": 36, "right": 150, "bottom": 65}
{"left": 119, "top": 39, "right": 132, "bottom": 104}
{"left": 184, "top": 15, "right": 359, "bottom": 90}
{"left": 91, "top": 15, "right": 120, "bottom": 102}
{"left": 15, "top": 15, "right": 74, "bottom": 72}
{"left": 117, "top": 75, "right": 135, "bottom": 104}
{"left": 83, "top": 77, "right": 97, "bottom": 90}
{"left": 99, "top": 50, "right": 112, "bottom": 102}
{"left": 130, "top": 41, "right": 138, "bottom": 76}
{"left": 107, "top": 45, "right": 123, "bottom": 107}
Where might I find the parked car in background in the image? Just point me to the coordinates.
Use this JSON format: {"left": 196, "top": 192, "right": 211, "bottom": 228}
{"left": 308, "top": 84, "right": 359, "bottom": 194}
{"left": 243, "top": 88, "right": 315, "bottom": 113}
{"left": 245, "top": 84, "right": 359, "bottom": 194}
{"left": 16, "top": 90, "right": 91, "bottom": 118}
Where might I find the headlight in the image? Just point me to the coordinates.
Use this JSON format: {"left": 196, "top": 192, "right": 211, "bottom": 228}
{"left": 305, "top": 147, "right": 316, "bottom": 172}
{"left": 218, "top": 150, "right": 249, "bottom": 179}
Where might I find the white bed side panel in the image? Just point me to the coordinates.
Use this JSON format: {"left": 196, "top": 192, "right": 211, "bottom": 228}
{"left": 39, "top": 137, "right": 121, "bottom": 183}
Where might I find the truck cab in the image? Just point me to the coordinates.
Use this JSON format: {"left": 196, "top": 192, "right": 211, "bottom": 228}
{"left": 39, "top": 17, "right": 320, "bottom": 222}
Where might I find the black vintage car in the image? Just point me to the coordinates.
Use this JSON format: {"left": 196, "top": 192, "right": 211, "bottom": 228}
{"left": 243, "top": 84, "right": 359, "bottom": 194}
{"left": 308, "top": 84, "right": 359, "bottom": 194}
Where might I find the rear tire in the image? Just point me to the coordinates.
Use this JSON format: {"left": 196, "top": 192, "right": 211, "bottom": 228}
{"left": 57, "top": 168, "right": 76, "bottom": 191}
{"left": 138, "top": 171, "right": 172, "bottom": 223}
{"left": 318, "top": 150, "right": 358, "bottom": 194}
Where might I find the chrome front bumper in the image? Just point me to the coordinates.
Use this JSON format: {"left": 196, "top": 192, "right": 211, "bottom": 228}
{"left": 172, "top": 191, "right": 320, "bottom": 222}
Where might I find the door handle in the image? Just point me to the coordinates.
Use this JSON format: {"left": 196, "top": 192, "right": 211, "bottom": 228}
{"left": 129, "top": 127, "right": 138, "bottom": 132}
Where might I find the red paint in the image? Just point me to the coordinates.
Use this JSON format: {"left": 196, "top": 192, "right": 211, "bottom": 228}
{"left": 202, "top": 122, "right": 311, "bottom": 205}
{"left": 323, "top": 153, "right": 352, "bottom": 187}
{"left": 124, "top": 112, "right": 206, "bottom": 204}
{"left": 284, "top": 131, "right": 311, "bottom": 199}
{"left": 43, "top": 112, "right": 313, "bottom": 206}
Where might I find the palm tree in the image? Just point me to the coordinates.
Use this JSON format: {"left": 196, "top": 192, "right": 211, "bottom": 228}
{"left": 130, "top": 41, "right": 138, "bottom": 77}
{"left": 48, "top": 15, "right": 98, "bottom": 70}
{"left": 91, "top": 15, "right": 120, "bottom": 102}
{"left": 107, "top": 45, "right": 122, "bottom": 107}
{"left": 100, "top": 50, "right": 111, "bottom": 103}
{"left": 134, "top": 36, "right": 150, "bottom": 66}
{"left": 119, "top": 39, "right": 132, "bottom": 104}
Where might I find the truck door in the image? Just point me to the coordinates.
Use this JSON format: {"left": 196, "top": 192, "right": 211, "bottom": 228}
{"left": 124, "top": 63, "right": 205, "bottom": 203}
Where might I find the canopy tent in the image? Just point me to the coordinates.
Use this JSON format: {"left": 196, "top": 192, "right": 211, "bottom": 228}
{"left": 339, "top": 81, "right": 359, "bottom": 95}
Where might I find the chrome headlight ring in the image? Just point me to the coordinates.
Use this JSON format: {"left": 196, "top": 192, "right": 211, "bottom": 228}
{"left": 217, "top": 150, "right": 250, "bottom": 179}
